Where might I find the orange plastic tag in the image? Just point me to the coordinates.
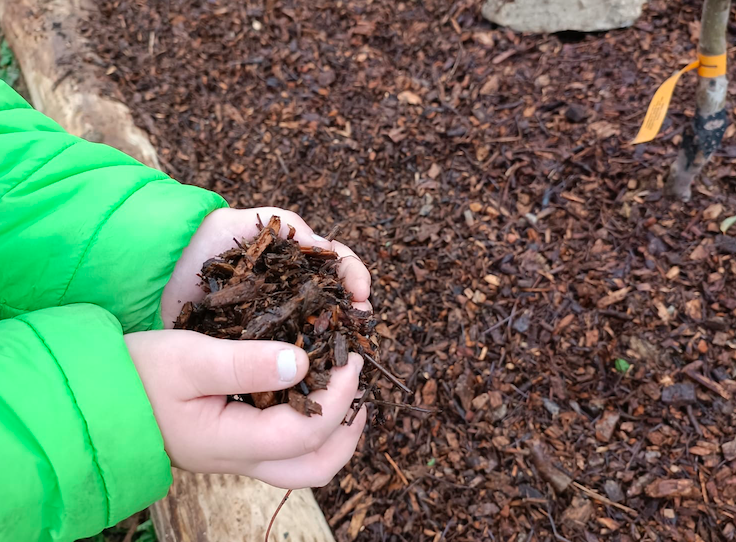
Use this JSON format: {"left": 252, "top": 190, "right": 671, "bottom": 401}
{"left": 697, "top": 52, "right": 727, "bottom": 78}
{"left": 632, "top": 53, "right": 727, "bottom": 145}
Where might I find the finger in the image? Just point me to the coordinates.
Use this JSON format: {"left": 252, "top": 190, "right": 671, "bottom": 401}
{"left": 216, "top": 353, "right": 363, "bottom": 461}
{"left": 174, "top": 332, "right": 309, "bottom": 399}
{"left": 331, "top": 241, "right": 371, "bottom": 302}
{"left": 249, "top": 406, "right": 367, "bottom": 489}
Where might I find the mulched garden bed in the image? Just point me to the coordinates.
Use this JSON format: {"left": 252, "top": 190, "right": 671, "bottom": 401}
{"left": 84, "top": 0, "right": 736, "bottom": 539}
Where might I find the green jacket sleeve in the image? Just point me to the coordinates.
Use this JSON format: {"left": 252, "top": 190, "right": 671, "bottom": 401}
{"left": 0, "top": 81, "right": 228, "bottom": 331}
{"left": 0, "top": 304, "right": 172, "bottom": 542}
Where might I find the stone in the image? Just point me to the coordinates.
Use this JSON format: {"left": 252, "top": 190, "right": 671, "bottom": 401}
{"left": 482, "top": 0, "right": 647, "bottom": 34}
{"left": 723, "top": 438, "right": 736, "bottom": 461}
{"left": 543, "top": 398, "right": 561, "bottom": 417}
{"left": 661, "top": 382, "right": 696, "bottom": 406}
{"left": 603, "top": 480, "right": 624, "bottom": 503}
{"left": 565, "top": 104, "right": 589, "bottom": 123}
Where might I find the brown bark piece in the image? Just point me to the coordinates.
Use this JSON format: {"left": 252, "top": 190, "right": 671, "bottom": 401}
{"left": 229, "top": 215, "right": 281, "bottom": 283}
{"left": 454, "top": 371, "right": 476, "bottom": 412}
{"left": 288, "top": 389, "right": 323, "bottom": 417}
{"left": 328, "top": 491, "right": 366, "bottom": 527}
{"left": 241, "top": 281, "right": 323, "bottom": 340}
{"left": 528, "top": 439, "right": 572, "bottom": 493}
{"left": 596, "top": 287, "right": 630, "bottom": 309}
{"left": 304, "top": 370, "right": 331, "bottom": 392}
{"left": 175, "top": 301, "right": 193, "bottom": 329}
{"left": 645, "top": 478, "right": 698, "bottom": 499}
{"left": 314, "top": 310, "right": 332, "bottom": 335}
{"left": 422, "top": 380, "right": 438, "bottom": 406}
{"left": 203, "top": 278, "right": 265, "bottom": 308}
{"left": 201, "top": 259, "right": 236, "bottom": 278}
{"left": 333, "top": 332, "right": 349, "bottom": 367}
{"left": 300, "top": 246, "right": 339, "bottom": 259}
{"left": 561, "top": 496, "right": 593, "bottom": 528}
{"left": 595, "top": 411, "right": 620, "bottom": 442}
{"left": 683, "top": 360, "right": 732, "bottom": 400}
{"left": 347, "top": 498, "right": 374, "bottom": 541}
{"left": 252, "top": 391, "right": 278, "bottom": 409}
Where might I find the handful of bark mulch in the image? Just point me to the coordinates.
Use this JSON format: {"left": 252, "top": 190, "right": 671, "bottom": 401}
{"left": 174, "top": 215, "right": 409, "bottom": 420}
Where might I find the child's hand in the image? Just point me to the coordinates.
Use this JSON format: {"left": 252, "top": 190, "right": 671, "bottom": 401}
{"left": 125, "top": 329, "right": 367, "bottom": 489}
{"left": 161, "top": 207, "right": 372, "bottom": 327}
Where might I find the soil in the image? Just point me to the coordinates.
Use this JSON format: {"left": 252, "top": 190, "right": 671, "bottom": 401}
{"left": 84, "top": 0, "right": 736, "bottom": 540}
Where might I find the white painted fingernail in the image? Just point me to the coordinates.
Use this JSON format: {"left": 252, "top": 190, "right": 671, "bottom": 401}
{"left": 311, "top": 233, "right": 327, "bottom": 243}
{"left": 278, "top": 350, "right": 297, "bottom": 382}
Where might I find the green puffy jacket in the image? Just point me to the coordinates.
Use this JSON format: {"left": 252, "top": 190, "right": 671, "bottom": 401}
{"left": 0, "top": 80, "right": 228, "bottom": 541}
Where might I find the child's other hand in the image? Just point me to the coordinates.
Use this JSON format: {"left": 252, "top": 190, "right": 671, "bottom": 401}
{"left": 161, "top": 207, "right": 372, "bottom": 328}
{"left": 124, "top": 330, "right": 367, "bottom": 488}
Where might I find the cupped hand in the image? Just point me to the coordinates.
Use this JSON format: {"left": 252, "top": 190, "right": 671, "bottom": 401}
{"left": 125, "top": 329, "right": 367, "bottom": 488}
{"left": 161, "top": 207, "right": 372, "bottom": 328}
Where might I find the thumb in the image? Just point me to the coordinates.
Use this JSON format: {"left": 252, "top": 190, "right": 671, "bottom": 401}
{"left": 172, "top": 331, "right": 310, "bottom": 399}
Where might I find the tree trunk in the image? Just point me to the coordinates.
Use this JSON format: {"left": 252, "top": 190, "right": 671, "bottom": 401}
{"left": 666, "top": 0, "right": 731, "bottom": 202}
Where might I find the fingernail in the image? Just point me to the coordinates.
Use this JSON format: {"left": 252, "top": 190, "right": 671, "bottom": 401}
{"left": 311, "top": 233, "right": 327, "bottom": 243}
{"left": 278, "top": 350, "right": 297, "bottom": 382}
{"left": 354, "top": 356, "right": 364, "bottom": 375}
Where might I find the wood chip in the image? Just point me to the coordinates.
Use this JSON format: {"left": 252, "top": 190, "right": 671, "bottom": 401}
{"left": 645, "top": 478, "right": 698, "bottom": 499}
{"left": 596, "top": 287, "right": 631, "bottom": 309}
{"left": 528, "top": 439, "right": 572, "bottom": 493}
{"left": 595, "top": 411, "right": 620, "bottom": 442}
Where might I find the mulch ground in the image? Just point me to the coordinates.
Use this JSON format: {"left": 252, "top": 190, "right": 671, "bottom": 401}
{"left": 83, "top": 0, "right": 736, "bottom": 539}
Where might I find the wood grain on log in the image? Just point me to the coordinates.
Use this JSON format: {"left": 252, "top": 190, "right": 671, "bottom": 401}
{"left": 0, "top": 0, "right": 160, "bottom": 168}
{"left": 151, "top": 470, "right": 335, "bottom": 542}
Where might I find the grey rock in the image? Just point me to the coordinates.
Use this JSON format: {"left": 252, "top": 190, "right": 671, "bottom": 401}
{"left": 661, "top": 382, "right": 696, "bottom": 406}
{"left": 604, "top": 480, "right": 625, "bottom": 503}
{"left": 565, "top": 104, "right": 588, "bottom": 123}
{"left": 482, "top": 0, "right": 646, "bottom": 34}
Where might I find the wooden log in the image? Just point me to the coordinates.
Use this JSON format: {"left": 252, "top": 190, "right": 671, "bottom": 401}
{"left": 151, "top": 470, "right": 335, "bottom": 542}
{"left": 0, "top": 1, "right": 336, "bottom": 540}
{"left": 0, "top": 0, "right": 159, "bottom": 168}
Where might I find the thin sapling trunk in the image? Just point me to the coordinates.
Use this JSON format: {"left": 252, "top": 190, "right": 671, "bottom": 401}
{"left": 666, "top": 0, "right": 731, "bottom": 201}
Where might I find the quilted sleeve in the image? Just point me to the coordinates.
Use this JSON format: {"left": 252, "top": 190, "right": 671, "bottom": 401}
{"left": 0, "top": 80, "right": 228, "bottom": 331}
{"left": 0, "top": 304, "right": 172, "bottom": 542}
